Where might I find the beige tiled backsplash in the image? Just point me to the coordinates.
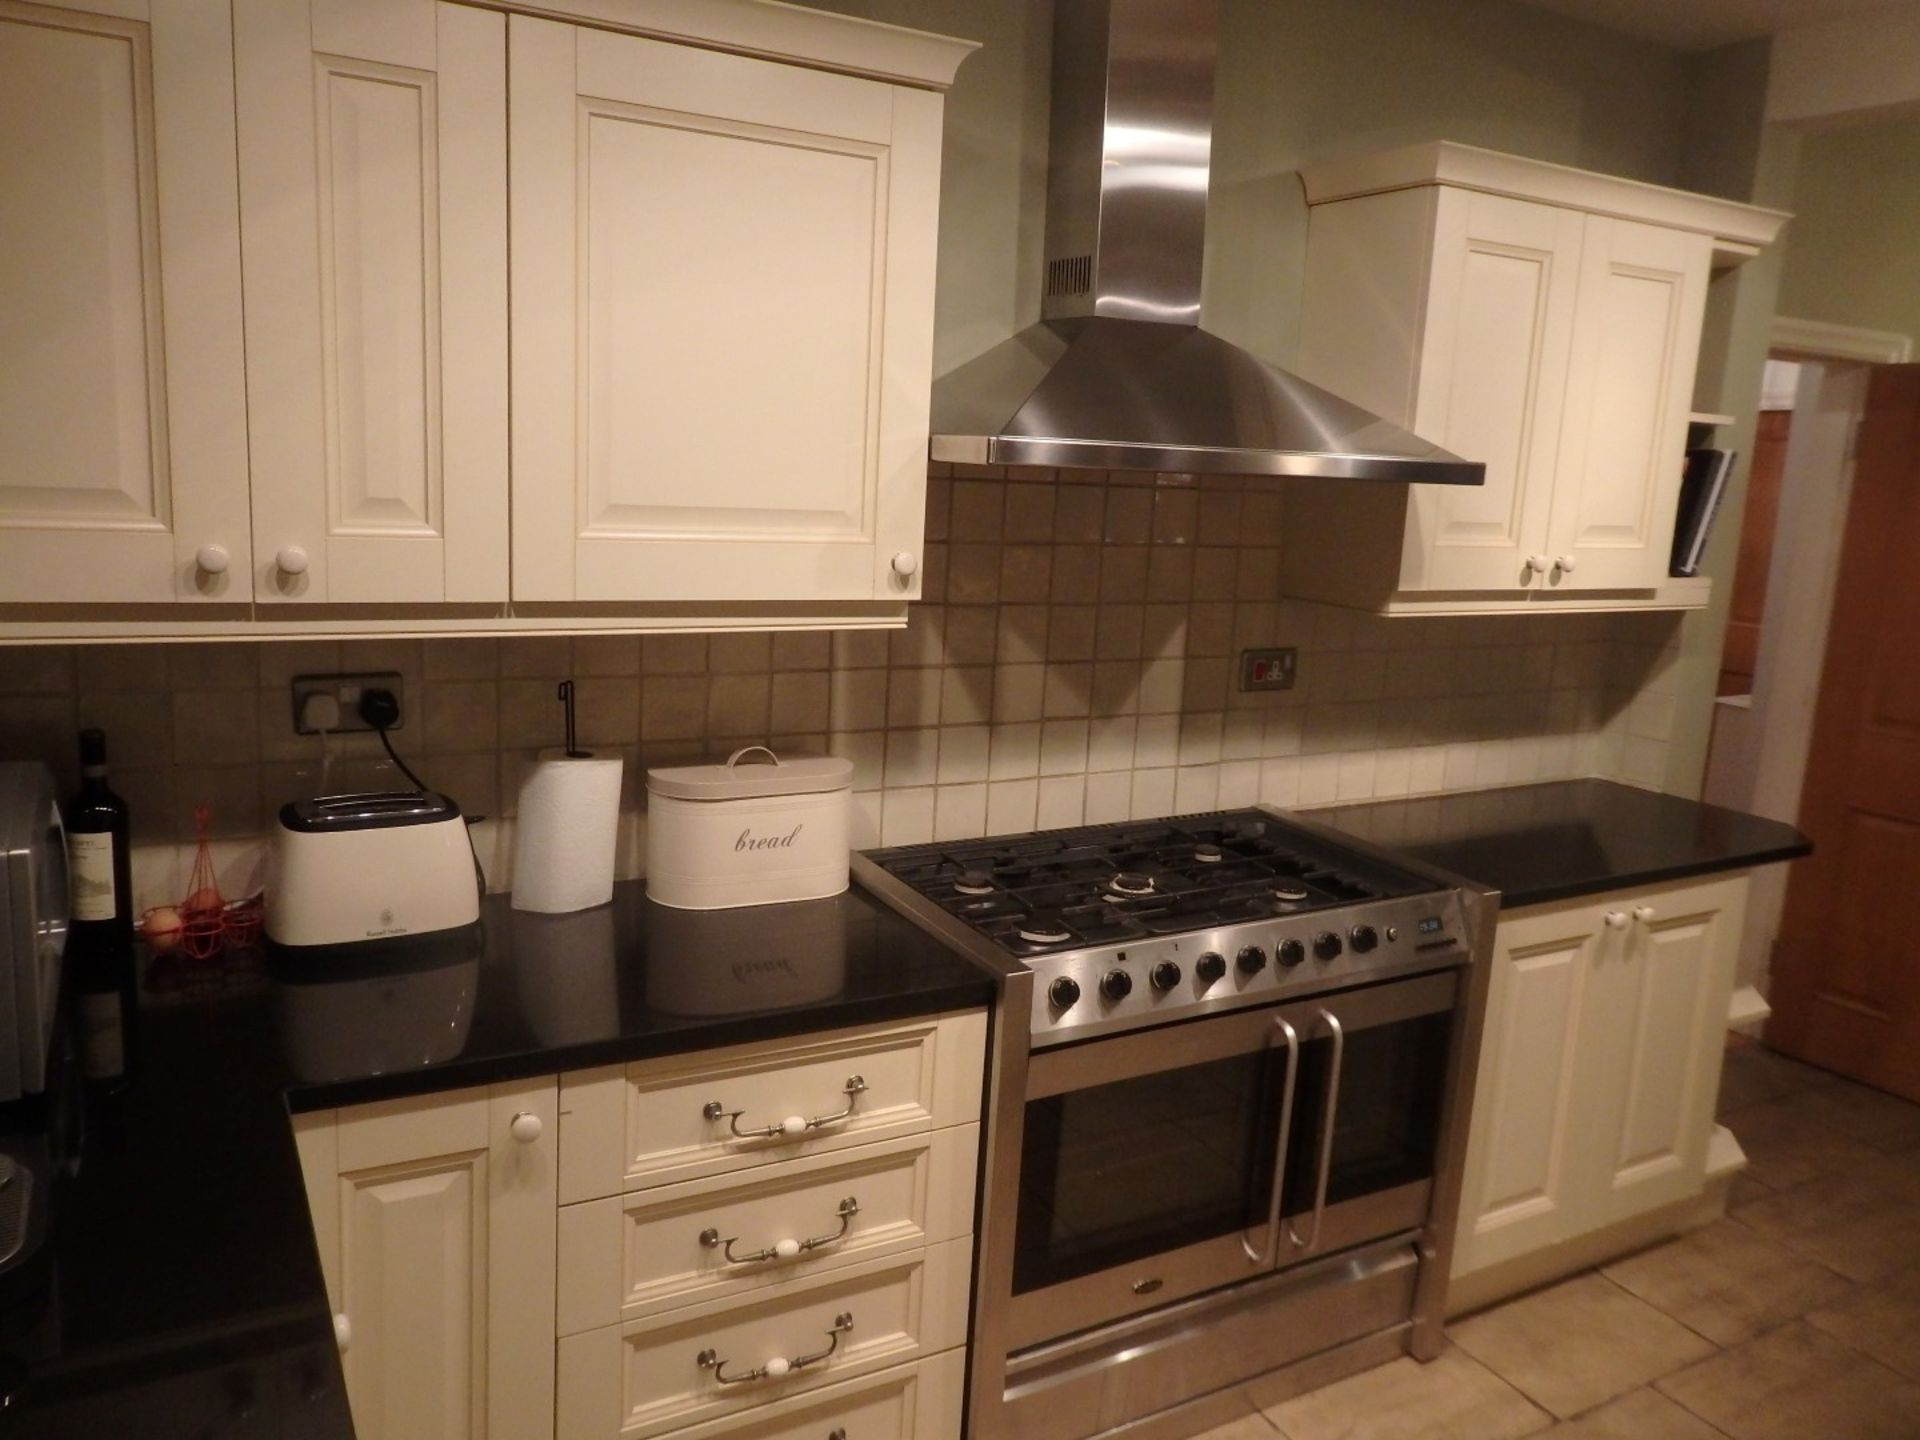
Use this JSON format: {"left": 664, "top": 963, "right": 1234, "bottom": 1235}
{"left": 0, "top": 469, "right": 1683, "bottom": 909}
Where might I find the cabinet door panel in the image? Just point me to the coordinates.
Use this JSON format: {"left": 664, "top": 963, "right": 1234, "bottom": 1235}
{"left": 1453, "top": 909, "right": 1597, "bottom": 1276}
{"left": 235, "top": 0, "right": 507, "bottom": 603}
{"left": 1547, "top": 216, "right": 1708, "bottom": 590}
{"left": 0, "top": 0, "right": 250, "bottom": 602}
{"left": 1409, "top": 189, "right": 1582, "bottom": 593}
{"left": 1586, "top": 877, "right": 1743, "bottom": 1228}
{"left": 511, "top": 17, "right": 938, "bottom": 603}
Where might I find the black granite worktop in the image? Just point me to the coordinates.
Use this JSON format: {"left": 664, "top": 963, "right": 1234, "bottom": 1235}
{"left": 1313, "top": 778, "right": 1811, "bottom": 908}
{"left": 0, "top": 881, "right": 994, "bottom": 1436}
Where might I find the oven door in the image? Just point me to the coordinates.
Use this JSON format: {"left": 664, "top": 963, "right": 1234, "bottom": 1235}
{"left": 1007, "top": 968, "right": 1457, "bottom": 1352}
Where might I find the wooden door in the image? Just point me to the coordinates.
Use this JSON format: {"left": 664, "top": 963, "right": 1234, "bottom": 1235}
{"left": 0, "top": 0, "right": 251, "bottom": 603}
{"left": 1718, "top": 408, "right": 1791, "bottom": 695}
{"left": 1409, "top": 189, "right": 1583, "bottom": 593}
{"left": 1452, "top": 902, "right": 1598, "bottom": 1276}
{"left": 233, "top": 0, "right": 508, "bottom": 603}
{"left": 1584, "top": 876, "right": 1743, "bottom": 1230}
{"left": 300, "top": 1080, "right": 558, "bottom": 1440}
{"left": 1768, "top": 365, "right": 1920, "bottom": 1102}
{"left": 1546, "top": 216, "right": 1709, "bottom": 591}
{"left": 508, "top": 16, "right": 940, "bottom": 603}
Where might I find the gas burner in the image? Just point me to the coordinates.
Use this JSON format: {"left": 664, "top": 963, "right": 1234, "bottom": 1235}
{"left": 1016, "top": 920, "right": 1074, "bottom": 945}
{"left": 952, "top": 869, "right": 995, "bottom": 896}
{"left": 1194, "top": 843, "right": 1224, "bottom": 864}
{"left": 1272, "top": 883, "right": 1310, "bottom": 903}
{"left": 1106, "top": 872, "right": 1158, "bottom": 897}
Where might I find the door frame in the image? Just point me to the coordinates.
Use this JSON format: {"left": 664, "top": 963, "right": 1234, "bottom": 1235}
{"left": 1705, "top": 316, "right": 1912, "bottom": 1009}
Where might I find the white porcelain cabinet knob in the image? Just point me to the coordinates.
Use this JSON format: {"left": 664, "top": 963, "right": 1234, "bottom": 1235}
{"left": 195, "top": 544, "right": 231, "bottom": 575}
{"left": 1632, "top": 905, "right": 1657, "bottom": 923}
{"left": 333, "top": 1313, "right": 352, "bottom": 1354}
{"left": 509, "top": 1111, "right": 543, "bottom": 1144}
{"left": 1604, "top": 911, "right": 1629, "bottom": 930}
{"left": 1556, "top": 555, "right": 1577, "bottom": 574}
{"left": 779, "top": 1115, "right": 807, "bottom": 1138}
{"left": 890, "top": 552, "right": 919, "bottom": 578}
{"left": 764, "top": 1357, "right": 792, "bottom": 1379}
{"left": 276, "top": 545, "right": 310, "bottom": 576}
{"left": 1525, "top": 554, "right": 1549, "bottom": 576}
{"left": 773, "top": 1238, "right": 802, "bottom": 1260}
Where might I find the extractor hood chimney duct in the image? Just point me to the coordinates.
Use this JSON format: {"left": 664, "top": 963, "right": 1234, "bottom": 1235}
{"left": 928, "top": 0, "right": 1484, "bottom": 485}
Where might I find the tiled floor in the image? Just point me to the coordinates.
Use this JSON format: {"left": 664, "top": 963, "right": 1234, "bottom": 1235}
{"left": 1190, "top": 1043, "right": 1920, "bottom": 1440}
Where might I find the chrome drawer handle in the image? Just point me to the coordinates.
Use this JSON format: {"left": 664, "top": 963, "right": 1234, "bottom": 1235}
{"left": 697, "top": 1312, "right": 853, "bottom": 1385}
{"left": 704, "top": 1077, "right": 867, "bottom": 1141}
{"left": 701, "top": 1197, "right": 860, "bottom": 1265}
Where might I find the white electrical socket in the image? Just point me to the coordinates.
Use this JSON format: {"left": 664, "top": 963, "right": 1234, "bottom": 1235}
{"left": 290, "top": 671, "right": 405, "bottom": 735}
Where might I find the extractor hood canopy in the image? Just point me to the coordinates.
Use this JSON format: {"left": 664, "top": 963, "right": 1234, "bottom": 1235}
{"left": 928, "top": 0, "right": 1484, "bottom": 486}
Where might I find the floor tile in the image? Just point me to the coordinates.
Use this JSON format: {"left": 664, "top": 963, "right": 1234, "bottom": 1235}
{"left": 1600, "top": 1219, "right": 1854, "bottom": 1345}
{"left": 1805, "top": 1263, "right": 1920, "bottom": 1382}
{"left": 1189, "top": 1415, "right": 1281, "bottom": 1440}
{"left": 1656, "top": 1319, "right": 1920, "bottom": 1440}
{"left": 1263, "top": 1347, "right": 1550, "bottom": 1440}
{"left": 1725, "top": 1170, "right": 1772, "bottom": 1209}
{"left": 1716, "top": 1044, "right": 1842, "bottom": 1116}
{"left": 1730, "top": 1160, "right": 1920, "bottom": 1284}
{"left": 1449, "top": 1274, "right": 1716, "bottom": 1419}
{"left": 1538, "top": 1388, "right": 1728, "bottom": 1440}
{"left": 1719, "top": 1091, "right": 1882, "bottom": 1190}
{"left": 1786, "top": 1080, "right": 1920, "bottom": 1153}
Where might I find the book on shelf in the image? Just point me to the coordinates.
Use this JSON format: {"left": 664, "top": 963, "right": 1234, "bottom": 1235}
{"left": 1670, "top": 447, "right": 1736, "bottom": 577}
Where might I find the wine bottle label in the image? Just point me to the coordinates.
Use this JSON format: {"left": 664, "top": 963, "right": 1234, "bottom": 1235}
{"left": 69, "top": 830, "right": 119, "bottom": 921}
{"left": 79, "top": 990, "right": 126, "bottom": 1079}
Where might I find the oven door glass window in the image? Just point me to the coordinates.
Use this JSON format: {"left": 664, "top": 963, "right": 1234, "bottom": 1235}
{"left": 1283, "top": 1007, "right": 1450, "bottom": 1218}
{"left": 1012, "top": 1050, "right": 1276, "bottom": 1296}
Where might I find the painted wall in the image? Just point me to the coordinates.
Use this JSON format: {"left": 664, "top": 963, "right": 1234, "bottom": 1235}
{"left": 1775, "top": 112, "right": 1920, "bottom": 349}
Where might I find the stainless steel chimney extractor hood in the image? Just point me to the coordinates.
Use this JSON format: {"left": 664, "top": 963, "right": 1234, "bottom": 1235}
{"left": 928, "top": 0, "right": 1483, "bottom": 485}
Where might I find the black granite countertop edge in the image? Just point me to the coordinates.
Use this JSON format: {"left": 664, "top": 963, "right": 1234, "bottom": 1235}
{"left": 1494, "top": 835, "right": 1812, "bottom": 909}
{"left": 283, "top": 972, "right": 997, "bottom": 1112}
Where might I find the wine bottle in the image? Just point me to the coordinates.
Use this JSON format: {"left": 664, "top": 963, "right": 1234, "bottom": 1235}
{"left": 66, "top": 728, "right": 133, "bottom": 948}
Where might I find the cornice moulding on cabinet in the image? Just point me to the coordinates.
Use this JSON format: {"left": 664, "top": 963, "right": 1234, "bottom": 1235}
{"left": 1299, "top": 140, "right": 1791, "bottom": 262}
{"left": 471, "top": 0, "right": 980, "bottom": 89}
{"left": 1769, "top": 315, "right": 1914, "bottom": 365}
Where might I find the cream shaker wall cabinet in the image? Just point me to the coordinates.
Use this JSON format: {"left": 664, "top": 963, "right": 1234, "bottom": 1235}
{"left": 0, "top": 0, "right": 252, "bottom": 604}
{"left": 1449, "top": 873, "right": 1750, "bottom": 1310}
{"left": 509, "top": 14, "right": 965, "bottom": 605}
{"left": 233, "top": 0, "right": 509, "bottom": 604}
{"left": 1289, "top": 143, "right": 1788, "bottom": 615}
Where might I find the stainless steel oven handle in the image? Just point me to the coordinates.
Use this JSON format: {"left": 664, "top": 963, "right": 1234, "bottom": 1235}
{"left": 1285, "top": 1008, "right": 1344, "bottom": 1255}
{"left": 1241, "top": 1014, "right": 1300, "bottom": 1265}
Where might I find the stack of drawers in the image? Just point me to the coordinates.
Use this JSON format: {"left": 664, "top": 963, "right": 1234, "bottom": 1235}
{"left": 552, "top": 1010, "right": 986, "bottom": 1440}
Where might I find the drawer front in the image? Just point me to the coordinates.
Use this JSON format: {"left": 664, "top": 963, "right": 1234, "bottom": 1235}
{"left": 554, "top": 1238, "right": 972, "bottom": 1440}
{"left": 559, "top": 1010, "right": 986, "bottom": 1202}
{"left": 558, "top": 1126, "right": 979, "bottom": 1333}
{"left": 644, "top": 1349, "right": 964, "bottom": 1440}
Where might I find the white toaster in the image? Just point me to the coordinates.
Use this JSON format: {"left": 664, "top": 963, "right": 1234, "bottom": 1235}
{"left": 265, "top": 791, "right": 481, "bottom": 950}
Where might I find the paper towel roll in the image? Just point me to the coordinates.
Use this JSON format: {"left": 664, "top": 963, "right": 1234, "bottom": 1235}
{"left": 511, "top": 749, "right": 623, "bottom": 913}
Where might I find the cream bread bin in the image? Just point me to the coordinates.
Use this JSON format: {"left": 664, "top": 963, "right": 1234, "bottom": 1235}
{"left": 644, "top": 747, "right": 852, "bottom": 910}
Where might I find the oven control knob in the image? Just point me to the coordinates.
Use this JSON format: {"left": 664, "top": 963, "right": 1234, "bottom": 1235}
{"left": 1100, "top": 970, "right": 1133, "bottom": 1002}
{"left": 1048, "top": 976, "right": 1081, "bottom": 1010}
{"left": 1349, "top": 924, "right": 1379, "bottom": 954}
{"left": 1313, "top": 931, "right": 1343, "bottom": 961}
{"left": 1236, "top": 945, "right": 1267, "bottom": 975}
{"left": 1150, "top": 960, "right": 1182, "bottom": 992}
{"left": 1277, "top": 938, "right": 1307, "bottom": 968}
{"left": 1194, "top": 952, "right": 1226, "bottom": 985}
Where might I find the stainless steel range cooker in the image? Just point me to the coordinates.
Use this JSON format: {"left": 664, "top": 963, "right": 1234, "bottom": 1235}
{"left": 853, "top": 807, "right": 1497, "bottom": 1440}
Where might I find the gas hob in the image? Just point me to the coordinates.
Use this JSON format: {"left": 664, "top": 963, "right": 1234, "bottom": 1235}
{"left": 863, "top": 809, "right": 1475, "bottom": 1047}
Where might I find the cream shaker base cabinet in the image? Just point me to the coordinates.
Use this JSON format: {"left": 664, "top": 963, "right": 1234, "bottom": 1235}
{"left": 292, "top": 1078, "right": 560, "bottom": 1440}
{"left": 1288, "top": 142, "right": 1786, "bottom": 616}
{"left": 0, "top": 0, "right": 252, "bottom": 604}
{"left": 232, "top": 0, "right": 509, "bottom": 604}
{"left": 1452, "top": 873, "right": 1748, "bottom": 1295}
{"left": 508, "top": 16, "right": 946, "bottom": 606}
